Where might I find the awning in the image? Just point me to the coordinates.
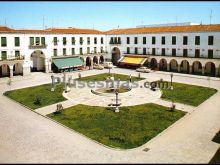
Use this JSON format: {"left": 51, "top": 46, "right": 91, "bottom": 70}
{"left": 53, "top": 57, "right": 84, "bottom": 69}
{"left": 119, "top": 56, "right": 148, "bottom": 65}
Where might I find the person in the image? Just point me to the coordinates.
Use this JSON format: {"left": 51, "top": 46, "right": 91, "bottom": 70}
{"left": 129, "top": 74, "right": 132, "bottom": 82}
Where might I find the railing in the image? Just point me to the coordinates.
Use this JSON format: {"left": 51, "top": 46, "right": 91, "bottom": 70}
{"left": 0, "top": 55, "right": 24, "bottom": 61}
{"left": 29, "top": 44, "right": 47, "bottom": 49}
{"left": 109, "top": 41, "right": 122, "bottom": 45}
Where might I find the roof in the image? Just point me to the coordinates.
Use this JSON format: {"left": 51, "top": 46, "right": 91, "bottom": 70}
{"left": 0, "top": 26, "right": 103, "bottom": 34}
{"left": 105, "top": 24, "right": 220, "bottom": 34}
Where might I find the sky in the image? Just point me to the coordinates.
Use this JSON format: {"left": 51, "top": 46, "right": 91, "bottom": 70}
{"left": 0, "top": 1, "right": 220, "bottom": 31}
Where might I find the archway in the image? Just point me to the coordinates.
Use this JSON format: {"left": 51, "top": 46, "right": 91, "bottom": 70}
{"left": 170, "top": 59, "right": 178, "bottom": 72}
{"left": 159, "top": 59, "right": 167, "bottom": 71}
{"left": 150, "top": 58, "right": 157, "bottom": 69}
{"left": 93, "top": 56, "right": 98, "bottom": 64}
{"left": 205, "top": 62, "right": 216, "bottom": 76}
{"left": 13, "top": 63, "right": 23, "bottom": 76}
{"left": 86, "top": 57, "right": 92, "bottom": 67}
{"left": 180, "top": 60, "right": 189, "bottom": 73}
{"left": 30, "top": 50, "right": 45, "bottom": 72}
{"left": 192, "top": 61, "right": 202, "bottom": 75}
{"left": 99, "top": 55, "right": 104, "bottom": 64}
{"left": 0, "top": 64, "right": 10, "bottom": 77}
{"left": 111, "top": 47, "right": 120, "bottom": 65}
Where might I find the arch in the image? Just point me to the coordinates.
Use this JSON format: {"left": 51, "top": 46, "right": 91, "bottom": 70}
{"left": 0, "top": 64, "right": 10, "bottom": 78}
{"left": 192, "top": 61, "right": 202, "bottom": 75}
{"left": 30, "top": 50, "right": 45, "bottom": 72}
{"left": 111, "top": 47, "right": 120, "bottom": 65}
{"left": 86, "top": 57, "right": 92, "bottom": 67}
{"left": 13, "top": 63, "right": 23, "bottom": 76}
{"left": 93, "top": 56, "right": 98, "bottom": 64}
{"left": 204, "top": 62, "right": 216, "bottom": 76}
{"left": 170, "top": 59, "right": 178, "bottom": 72}
{"left": 218, "top": 64, "right": 220, "bottom": 77}
{"left": 180, "top": 60, "right": 190, "bottom": 73}
{"left": 159, "top": 58, "right": 167, "bottom": 71}
{"left": 150, "top": 58, "right": 157, "bottom": 69}
{"left": 99, "top": 55, "right": 104, "bottom": 64}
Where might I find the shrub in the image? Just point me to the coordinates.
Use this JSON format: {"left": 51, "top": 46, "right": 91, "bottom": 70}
{"left": 34, "top": 95, "right": 42, "bottom": 105}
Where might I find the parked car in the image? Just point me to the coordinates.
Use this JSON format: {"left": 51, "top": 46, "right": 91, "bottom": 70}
{"left": 136, "top": 66, "right": 151, "bottom": 73}
{"left": 103, "top": 62, "right": 113, "bottom": 69}
{"left": 93, "top": 64, "right": 104, "bottom": 70}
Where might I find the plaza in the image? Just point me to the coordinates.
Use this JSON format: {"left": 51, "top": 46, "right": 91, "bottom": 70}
{"left": 0, "top": 67, "right": 220, "bottom": 163}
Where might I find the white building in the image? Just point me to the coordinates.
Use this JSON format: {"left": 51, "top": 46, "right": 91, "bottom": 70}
{"left": 0, "top": 23, "right": 220, "bottom": 77}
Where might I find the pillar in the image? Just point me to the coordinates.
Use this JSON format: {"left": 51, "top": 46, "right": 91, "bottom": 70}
{"left": 9, "top": 65, "right": 13, "bottom": 78}
{"left": 202, "top": 67, "right": 205, "bottom": 75}
{"left": 189, "top": 65, "right": 192, "bottom": 74}
{"left": 157, "top": 63, "right": 160, "bottom": 70}
{"left": 177, "top": 64, "right": 181, "bottom": 72}
{"left": 167, "top": 64, "right": 170, "bottom": 71}
{"left": 215, "top": 68, "right": 219, "bottom": 77}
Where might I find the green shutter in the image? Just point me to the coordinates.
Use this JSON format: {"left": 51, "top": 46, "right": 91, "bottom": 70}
{"left": 41, "top": 37, "right": 45, "bottom": 45}
{"left": 53, "top": 49, "right": 57, "bottom": 56}
{"left": 1, "top": 51, "right": 7, "bottom": 60}
{"left": 1, "top": 37, "right": 7, "bottom": 47}
{"left": 15, "top": 51, "right": 20, "bottom": 57}
{"left": 72, "top": 48, "right": 75, "bottom": 55}
{"left": 15, "top": 37, "right": 20, "bottom": 46}
{"left": 36, "top": 37, "right": 40, "bottom": 45}
{"left": 30, "top": 37, "right": 34, "bottom": 45}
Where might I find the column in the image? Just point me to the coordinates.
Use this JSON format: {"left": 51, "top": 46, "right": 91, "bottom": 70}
{"left": 45, "top": 58, "right": 49, "bottom": 73}
{"left": 177, "top": 64, "right": 181, "bottom": 72}
{"left": 9, "top": 65, "right": 13, "bottom": 78}
{"left": 202, "top": 67, "right": 205, "bottom": 75}
{"left": 189, "top": 65, "right": 192, "bottom": 74}
{"left": 216, "top": 68, "right": 219, "bottom": 77}
{"left": 167, "top": 64, "right": 170, "bottom": 71}
{"left": 157, "top": 63, "right": 160, "bottom": 70}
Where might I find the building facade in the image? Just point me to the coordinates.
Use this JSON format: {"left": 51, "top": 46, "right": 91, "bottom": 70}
{"left": 0, "top": 24, "right": 220, "bottom": 77}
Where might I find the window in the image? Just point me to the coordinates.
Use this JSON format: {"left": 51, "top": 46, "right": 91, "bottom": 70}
{"left": 152, "top": 48, "right": 156, "bottom": 55}
{"left": 87, "top": 37, "right": 90, "bottom": 45}
{"left": 72, "top": 37, "right": 75, "bottom": 45}
{"left": 36, "top": 37, "right": 40, "bottom": 45}
{"left": 100, "top": 47, "right": 104, "bottom": 53}
{"left": 118, "top": 37, "right": 121, "bottom": 44}
{"left": 195, "top": 36, "right": 200, "bottom": 45}
{"left": 208, "top": 36, "right": 214, "bottom": 45}
{"left": 94, "top": 37, "right": 97, "bottom": 44}
{"left": 101, "top": 37, "right": 104, "bottom": 44}
{"left": 161, "top": 36, "right": 165, "bottom": 45}
{"left": 54, "top": 37, "right": 58, "bottom": 45}
{"left": 135, "top": 47, "right": 138, "bottom": 54}
{"left": 143, "top": 37, "right": 146, "bottom": 44}
{"left": 80, "top": 48, "right": 83, "bottom": 55}
{"left": 183, "top": 36, "right": 188, "bottom": 45}
{"left": 72, "top": 48, "right": 75, "bottom": 55}
{"left": 162, "top": 48, "right": 165, "bottom": 56}
{"left": 127, "top": 47, "right": 130, "bottom": 54}
{"left": 1, "top": 37, "right": 7, "bottom": 47}
{"left": 15, "top": 51, "right": 20, "bottom": 57}
{"left": 87, "top": 47, "right": 90, "bottom": 54}
{"left": 114, "top": 37, "right": 117, "bottom": 44}
{"left": 41, "top": 37, "right": 45, "bottom": 45}
{"left": 1, "top": 51, "right": 7, "bottom": 60}
{"left": 195, "top": 49, "right": 200, "bottom": 58}
{"left": 208, "top": 49, "right": 213, "bottom": 59}
{"left": 183, "top": 49, "right": 188, "bottom": 57}
{"left": 152, "top": 36, "right": 156, "bottom": 45}
{"left": 143, "top": 48, "right": 146, "bottom": 55}
{"left": 127, "top": 37, "right": 130, "bottom": 44}
{"left": 172, "top": 49, "right": 176, "bottom": 56}
{"left": 30, "top": 37, "right": 34, "bottom": 46}
{"left": 134, "top": 37, "right": 138, "bottom": 44}
{"left": 172, "top": 36, "right": 176, "bottom": 45}
{"left": 53, "top": 49, "right": 57, "bottom": 56}
{"left": 63, "top": 48, "right": 66, "bottom": 56}
{"left": 63, "top": 37, "right": 67, "bottom": 45}
{"left": 80, "top": 37, "right": 83, "bottom": 45}
{"left": 15, "top": 37, "right": 20, "bottom": 47}
{"left": 94, "top": 47, "right": 97, "bottom": 54}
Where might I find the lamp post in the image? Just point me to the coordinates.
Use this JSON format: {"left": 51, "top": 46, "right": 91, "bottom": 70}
{"left": 115, "top": 89, "right": 119, "bottom": 113}
{"left": 170, "top": 72, "right": 173, "bottom": 90}
{"left": 51, "top": 74, "right": 55, "bottom": 91}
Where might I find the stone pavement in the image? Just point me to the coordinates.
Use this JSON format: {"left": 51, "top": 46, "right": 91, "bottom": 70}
{"left": 0, "top": 69, "right": 220, "bottom": 163}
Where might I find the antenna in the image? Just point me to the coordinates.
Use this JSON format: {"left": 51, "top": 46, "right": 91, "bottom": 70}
{"left": 4, "top": 18, "right": 7, "bottom": 26}
{"left": 210, "top": 9, "right": 213, "bottom": 25}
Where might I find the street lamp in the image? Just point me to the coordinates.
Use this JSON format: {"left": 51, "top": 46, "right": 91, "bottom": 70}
{"left": 170, "top": 72, "right": 173, "bottom": 90}
{"left": 115, "top": 89, "right": 119, "bottom": 112}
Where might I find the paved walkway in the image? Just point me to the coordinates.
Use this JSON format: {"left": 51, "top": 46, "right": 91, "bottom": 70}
{"left": 0, "top": 69, "right": 220, "bottom": 163}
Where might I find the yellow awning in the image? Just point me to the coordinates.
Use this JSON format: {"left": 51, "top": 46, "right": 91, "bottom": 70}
{"left": 120, "top": 56, "right": 147, "bottom": 65}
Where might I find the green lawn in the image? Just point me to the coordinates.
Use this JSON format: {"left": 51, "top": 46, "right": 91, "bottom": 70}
{"left": 76, "top": 73, "right": 145, "bottom": 82}
{"left": 47, "top": 103, "right": 186, "bottom": 149}
{"left": 159, "top": 81, "right": 217, "bottom": 106}
{"left": 4, "top": 83, "right": 66, "bottom": 110}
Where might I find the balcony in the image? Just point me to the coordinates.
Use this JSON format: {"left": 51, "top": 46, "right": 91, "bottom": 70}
{"left": 29, "top": 44, "right": 47, "bottom": 49}
{"left": 109, "top": 40, "right": 122, "bottom": 45}
{"left": 0, "top": 55, "right": 24, "bottom": 61}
